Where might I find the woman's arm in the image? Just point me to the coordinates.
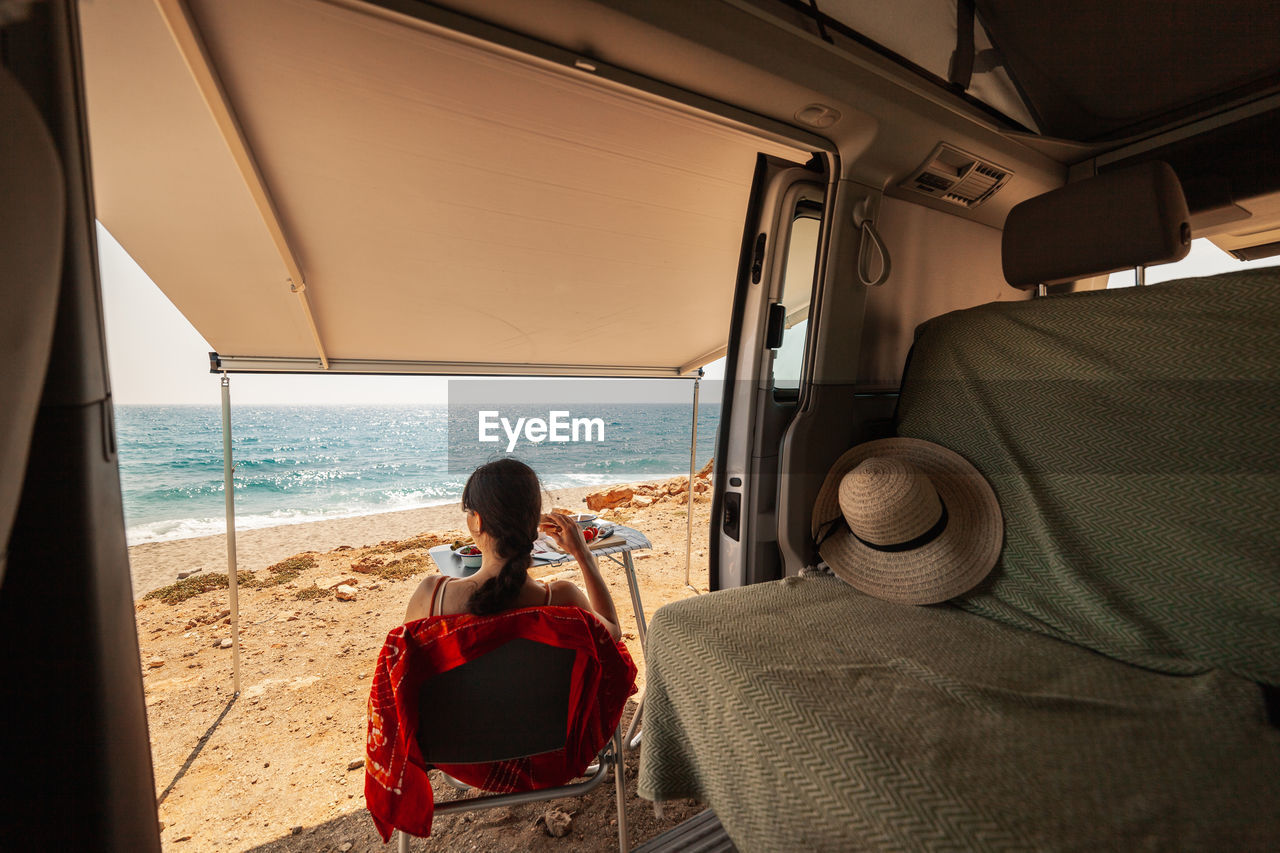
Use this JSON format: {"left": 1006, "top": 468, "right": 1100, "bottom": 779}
{"left": 541, "top": 513, "right": 622, "bottom": 641}
{"left": 563, "top": 549, "right": 622, "bottom": 641}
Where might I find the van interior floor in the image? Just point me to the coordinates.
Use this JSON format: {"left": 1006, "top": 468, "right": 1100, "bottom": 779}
{"left": 632, "top": 809, "right": 737, "bottom": 853}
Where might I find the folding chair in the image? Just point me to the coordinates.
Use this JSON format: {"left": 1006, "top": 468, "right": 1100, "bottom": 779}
{"left": 395, "top": 634, "right": 630, "bottom": 852}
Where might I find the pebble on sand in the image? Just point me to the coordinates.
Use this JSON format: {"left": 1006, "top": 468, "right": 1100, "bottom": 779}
{"left": 536, "top": 807, "right": 573, "bottom": 838}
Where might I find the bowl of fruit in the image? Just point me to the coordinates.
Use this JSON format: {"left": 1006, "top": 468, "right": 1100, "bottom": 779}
{"left": 451, "top": 542, "right": 483, "bottom": 569}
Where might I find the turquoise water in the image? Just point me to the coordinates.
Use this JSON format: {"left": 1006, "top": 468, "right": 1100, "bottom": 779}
{"left": 115, "top": 404, "right": 718, "bottom": 545}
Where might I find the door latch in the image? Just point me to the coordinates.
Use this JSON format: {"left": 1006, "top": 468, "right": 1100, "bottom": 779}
{"left": 750, "top": 233, "right": 766, "bottom": 284}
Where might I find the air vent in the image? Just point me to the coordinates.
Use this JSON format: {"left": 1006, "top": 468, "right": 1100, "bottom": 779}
{"left": 900, "top": 143, "right": 1012, "bottom": 209}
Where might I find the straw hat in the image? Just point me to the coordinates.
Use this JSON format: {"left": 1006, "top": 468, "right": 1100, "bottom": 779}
{"left": 810, "top": 438, "right": 1002, "bottom": 605}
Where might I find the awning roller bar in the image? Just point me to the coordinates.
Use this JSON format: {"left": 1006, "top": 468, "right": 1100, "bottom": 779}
{"left": 209, "top": 353, "right": 703, "bottom": 378}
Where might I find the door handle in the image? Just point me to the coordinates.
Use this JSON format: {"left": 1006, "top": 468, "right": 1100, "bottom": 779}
{"left": 722, "top": 491, "right": 741, "bottom": 542}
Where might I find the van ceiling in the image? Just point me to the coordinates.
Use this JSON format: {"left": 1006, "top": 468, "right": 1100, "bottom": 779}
{"left": 974, "top": 0, "right": 1280, "bottom": 142}
{"left": 79, "top": 0, "right": 811, "bottom": 376}
{"left": 770, "top": 0, "right": 1037, "bottom": 131}
{"left": 677, "top": 0, "right": 1280, "bottom": 254}
{"left": 774, "top": 0, "right": 1280, "bottom": 144}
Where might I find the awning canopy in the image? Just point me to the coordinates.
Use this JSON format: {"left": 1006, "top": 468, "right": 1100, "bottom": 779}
{"left": 79, "top": 0, "right": 812, "bottom": 377}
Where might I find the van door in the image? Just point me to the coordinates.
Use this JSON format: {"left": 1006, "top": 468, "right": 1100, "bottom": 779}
{"left": 0, "top": 1, "right": 162, "bottom": 848}
{"left": 710, "top": 155, "right": 829, "bottom": 590}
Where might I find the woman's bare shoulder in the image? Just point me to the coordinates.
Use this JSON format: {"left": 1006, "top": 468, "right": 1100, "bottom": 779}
{"left": 546, "top": 579, "right": 589, "bottom": 608}
{"left": 404, "top": 573, "right": 446, "bottom": 622}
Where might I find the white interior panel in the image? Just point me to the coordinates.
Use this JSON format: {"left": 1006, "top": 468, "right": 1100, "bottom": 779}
{"left": 857, "top": 194, "right": 1028, "bottom": 388}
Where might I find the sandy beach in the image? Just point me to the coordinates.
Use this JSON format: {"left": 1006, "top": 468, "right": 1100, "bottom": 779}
{"left": 127, "top": 486, "right": 601, "bottom": 600}
{"left": 135, "top": 475, "right": 714, "bottom": 851}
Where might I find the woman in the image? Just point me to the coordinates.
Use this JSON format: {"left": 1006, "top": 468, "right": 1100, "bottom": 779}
{"left": 404, "top": 458, "right": 622, "bottom": 641}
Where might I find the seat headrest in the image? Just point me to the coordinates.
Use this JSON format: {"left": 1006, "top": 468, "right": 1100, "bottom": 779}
{"left": 1002, "top": 161, "right": 1191, "bottom": 289}
{"left": 0, "top": 68, "right": 64, "bottom": 588}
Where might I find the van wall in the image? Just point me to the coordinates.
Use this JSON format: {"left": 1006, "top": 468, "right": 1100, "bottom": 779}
{"left": 856, "top": 196, "right": 1027, "bottom": 390}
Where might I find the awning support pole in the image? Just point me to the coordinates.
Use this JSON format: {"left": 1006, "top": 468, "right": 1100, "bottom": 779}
{"left": 685, "top": 369, "right": 703, "bottom": 591}
{"left": 221, "top": 373, "right": 241, "bottom": 695}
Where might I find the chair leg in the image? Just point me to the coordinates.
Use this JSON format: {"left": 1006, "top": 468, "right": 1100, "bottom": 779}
{"left": 623, "top": 688, "right": 644, "bottom": 751}
{"left": 397, "top": 828, "right": 410, "bottom": 853}
{"left": 613, "top": 730, "right": 629, "bottom": 853}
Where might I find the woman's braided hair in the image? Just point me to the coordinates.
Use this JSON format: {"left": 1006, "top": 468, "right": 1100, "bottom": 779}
{"left": 462, "top": 458, "right": 543, "bottom": 616}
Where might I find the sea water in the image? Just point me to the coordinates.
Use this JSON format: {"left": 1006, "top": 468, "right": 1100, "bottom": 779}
{"left": 116, "top": 404, "right": 719, "bottom": 545}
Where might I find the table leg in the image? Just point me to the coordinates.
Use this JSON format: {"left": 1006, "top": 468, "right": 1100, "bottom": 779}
{"left": 622, "top": 552, "right": 647, "bottom": 650}
{"left": 620, "top": 551, "right": 648, "bottom": 751}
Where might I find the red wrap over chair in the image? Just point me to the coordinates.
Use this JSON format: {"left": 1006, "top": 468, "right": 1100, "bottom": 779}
{"left": 365, "top": 605, "right": 638, "bottom": 851}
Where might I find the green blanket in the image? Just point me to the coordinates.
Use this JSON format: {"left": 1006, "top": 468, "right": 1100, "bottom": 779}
{"left": 638, "top": 576, "right": 1280, "bottom": 852}
{"left": 639, "top": 271, "right": 1280, "bottom": 849}
{"left": 897, "top": 269, "right": 1280, "bottom": 683}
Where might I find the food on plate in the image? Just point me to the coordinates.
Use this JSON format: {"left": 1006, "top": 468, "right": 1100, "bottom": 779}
{"left": 451, "top": 541, "right": 483, "bottom": 569}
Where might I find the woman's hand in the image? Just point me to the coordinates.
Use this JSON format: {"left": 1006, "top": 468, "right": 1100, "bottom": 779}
{"left": 540, "top": 512, "right": 588, "bottom": 556}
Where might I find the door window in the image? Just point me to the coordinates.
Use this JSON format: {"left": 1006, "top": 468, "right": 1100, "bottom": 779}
{"left": 771, "top": 213, "right": 821, "bottom": 396}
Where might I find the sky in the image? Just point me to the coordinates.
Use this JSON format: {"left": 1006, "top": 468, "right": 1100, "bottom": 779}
{"left": 1104, "top": 237, "right": 1280, "bottom": 288}
{"left": 99, "top": 224, "right": 1275, "bottom": 406}
{"left": 96, "top": 224, "right": 725, "bottom": 406}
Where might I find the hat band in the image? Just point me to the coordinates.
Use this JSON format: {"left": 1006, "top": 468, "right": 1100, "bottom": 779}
{"left": 852, "top": 503, "right": 949, "bottom": 553}
{"left": 815, "top": 502, "right": 949, "bottom": 553}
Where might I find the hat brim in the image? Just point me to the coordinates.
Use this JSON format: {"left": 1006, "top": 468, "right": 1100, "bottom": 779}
{"left": 811, "top": 438, "right": 1002, "bottom": 605}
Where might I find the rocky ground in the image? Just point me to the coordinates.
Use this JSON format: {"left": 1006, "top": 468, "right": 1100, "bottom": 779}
{"left": 136, "top": 477, "right": 714, "bottom": 852}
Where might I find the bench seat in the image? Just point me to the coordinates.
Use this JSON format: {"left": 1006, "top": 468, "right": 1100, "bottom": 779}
{"left": 638, "top": 269, "right": 1280, "bottom": 850}
{"left": 638, "top": 575, "right": 1279, "bottom": 850}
